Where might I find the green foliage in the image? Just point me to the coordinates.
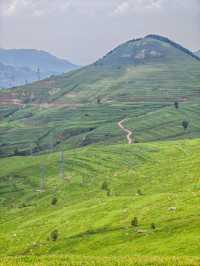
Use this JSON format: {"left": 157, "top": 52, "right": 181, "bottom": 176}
{"left": 151, "top": 223, "right": 156, "bottom": 230}
{"left": 50, "top": 229, "right": 59, "bottom": 241}
{"left": 182, "top": 120, "right": 189, "bottom": 130}
{"left": 137, "top": 189, "right": 143, "bottom": 196}
{"left": 0, "top": 139, "right": 200, "bottom": 257}
{"left": 131, "top": 217, "right": 139, "bottom": 227}
{"left": 51, "top": 197, "right": 58, "bottom": 206}
{"left": 101, "top": 181, "right": 109, "bottom": 191}
{"left": 174, "top": 101, "right": 179, "bottom": 109}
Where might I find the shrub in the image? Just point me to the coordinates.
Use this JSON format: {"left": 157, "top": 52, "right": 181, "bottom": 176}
{"left": 107, "top": 189, "right": 112, "bottom": 197}
{"left": 101, "top": 181, "right": 109, "bottom": 191}
{"left": 131, "top": 217, "right": 139, "bottom": 227}
{"left": 97, "top": 97, "right": 101, "bottom": 104}
{"left": 182, "top": 120, "right": 189, "bottom": 130}
{"left": 50, "top": 229, "right": 59, "bottom": 241}
{"left": 137, "top": 189, "right": 143, "bottom": 196}
{"left": 151, "top": 223, "right": 156, "bottom": 230}
{"left": 51, "top": 197, "right": 58, "bottom": 206}
{"left": 13, "top": 148, "right": 19, "bottom": 156}
{"left": 174, "top": 101, "right": 179, "bottom": 109}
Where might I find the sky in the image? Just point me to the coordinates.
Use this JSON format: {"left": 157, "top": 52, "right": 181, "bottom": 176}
{"left": 0, "top": 0, "right": 200, "bottom": 65}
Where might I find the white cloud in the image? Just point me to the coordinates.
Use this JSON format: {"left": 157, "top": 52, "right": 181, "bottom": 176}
{"left": 0, "top": 0, "right": 199, "bottom": 64}
{"left": 113, "top": 1, "right": 130, "bottom": 16}
{"left": 1, "top": 0, "right": 18, "bottom": 16}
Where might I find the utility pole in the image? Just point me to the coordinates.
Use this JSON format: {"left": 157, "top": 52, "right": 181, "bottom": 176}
{"left": 50, "top": 135, "right": 54, "bottom": 151}
{"left": 60, "top": 150, "right": 65, "bottom": 180}
{"left": 40, "top": 162, "right": 45, "bottom": 192}
{"left": 37, "top": 67, "right": 41, "bottom": 81}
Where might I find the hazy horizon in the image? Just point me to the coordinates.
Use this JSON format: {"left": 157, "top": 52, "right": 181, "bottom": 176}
{"left": 0, "top": 0, "right": 200, "bottom": 65}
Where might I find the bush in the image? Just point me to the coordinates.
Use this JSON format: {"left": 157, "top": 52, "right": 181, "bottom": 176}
{"left": 151, "top": 223, "right": 156, "bottom": 230}
{"left": 50, "top": 229, "right": 59, "bottom": 241}
{"left": 182, "top": 120, "right": 189, "bottom": 130}
{"left": 101, "top": 181, "right": 109, "bottom": 191}
{"left": 107, "top": 189, "right": 112, "bottom": 197}
{"left": 51, "top": 197, "right": 58, "bottom": 206}
{"left": 137, "top": 189, "right": 143, "bottom": 196}
{"left": 97, "top": 97, "right": 101, "bottom": 104}
{"left": 131, "top": 217, "right": 139, "bottom": 227}
{"left": 174, "top": 101, "right": 179, "bottom": 109}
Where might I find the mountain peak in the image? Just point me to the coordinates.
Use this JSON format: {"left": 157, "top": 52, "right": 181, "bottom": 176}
{"left": 96, "top": 34, "right": 200, "bottom": 66}
{"left": 144, "top": 34, "right": 200, "bottom": 61}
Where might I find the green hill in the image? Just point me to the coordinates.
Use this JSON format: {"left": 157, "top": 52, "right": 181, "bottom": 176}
{"left": 0, "top": 35, "right": 200, "bottom": 157}
{"left": 0, "top": 139, "right": 200, "bottom": 265}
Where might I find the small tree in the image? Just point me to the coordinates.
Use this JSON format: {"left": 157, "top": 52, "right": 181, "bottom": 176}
{"left": 151, "top": 223, "right": 156, "bottom": 230}
{"left": 101, "top": 181, "right": 109, "bottom": 191}
{"left": 107, "top": 189, "right": 112, "bottom": 197}
{"left": 51, "top": 197, "right": 58, "bottom": 206}
{"left": 60, "top": 150, "right": 65, "bottom": 180}
{"left": 13, "top": 147, "right": 19, "bottom": 156}
{"left": 40, "top": 163, "right": 45, "bottom": 191}
{"left": 131, "top": 217, "right": 139, "bottom": 227}
{"left": 137, "top": 189, "right": 143, "bottom": 196}
{"left": 174, "top": 101, "right": 179, "bottom": 109}
{"left": 97, "top": 97, "right": 101, "bottom": 104}
{"left": 50, "top": 229, "right": 59, "bottom": 241}
{"left": 182, "top": 120, "right": 189, "bottom": 130}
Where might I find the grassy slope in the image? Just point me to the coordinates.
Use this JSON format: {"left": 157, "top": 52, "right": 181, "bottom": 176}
{"left": 0, "top": 139, "right": 200, "bottom": 260}
{"left": 1, "top": 101, "right": 200, "bottom": 156}
{"left": 0, "top": 37, "right": 200, "bottom": 156}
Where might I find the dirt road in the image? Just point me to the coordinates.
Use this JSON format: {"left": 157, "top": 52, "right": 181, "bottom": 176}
{"left": 118, "top": 119, "right": 134, "bottom": 144}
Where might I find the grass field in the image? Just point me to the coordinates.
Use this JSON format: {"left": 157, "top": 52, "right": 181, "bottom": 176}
{"left": 0, "top": 139, "right": 199, "bottom": 261}
{"left": 0, "top": 255, "right": 200, "bottom": 266}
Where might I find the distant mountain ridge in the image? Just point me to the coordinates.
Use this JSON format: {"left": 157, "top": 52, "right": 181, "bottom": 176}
{"left": 0, "top": 49, "right": 79, "bottom": 88}
{"left": 0, "top": 61, "right": 38, "bottom": 88}
{"left": 195, "top": 50, "right": 200, "bottom": 58}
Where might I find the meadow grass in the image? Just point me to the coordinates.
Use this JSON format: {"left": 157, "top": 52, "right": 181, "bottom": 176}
{"left": 0, "top": 139, "right": 199, "bottom": 259}
{"left": 0, "top": 255, "right": 200, "bottom": 266}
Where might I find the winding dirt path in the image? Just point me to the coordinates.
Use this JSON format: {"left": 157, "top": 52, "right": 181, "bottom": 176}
{"left": 118, "top": 119, "right": 134, "bottom": 144}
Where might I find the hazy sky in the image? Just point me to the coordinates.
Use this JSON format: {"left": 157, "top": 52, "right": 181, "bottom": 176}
{"left": 0, "top": 0, "right": 200, "bottom": 65}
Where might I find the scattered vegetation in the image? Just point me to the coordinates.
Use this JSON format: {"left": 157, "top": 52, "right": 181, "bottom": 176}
{"left": 131, "top": 217, "right": 139, "bottom": 227}
{"left": 182, "top": 120, "right": 189, "bottom": 130}
{"left": 151, "top": 223, "right": 156, "bottom": 230}
{"left": 50, "top": 230, "right": 59, "bottom": 241}
{"left": 51, "top": 197, "right": 58, "bottom": 206}
{"left": 0, "top": 139, "right": 200, "bottom": 259}
{"left": 174, "top": 101, "right": 179, "bottom": 109}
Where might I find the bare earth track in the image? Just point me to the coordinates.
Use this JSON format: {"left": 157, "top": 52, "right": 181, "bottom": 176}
{"left": 118, "top": 119, "right": 134, "bottom": 144}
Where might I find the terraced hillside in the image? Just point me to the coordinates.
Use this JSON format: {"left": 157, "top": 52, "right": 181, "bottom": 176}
{"left": 0, "top": 139, "right": 200, "bottom": 264}
{"left": 0, "top": 35, "right": 200, "bottom": 156}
